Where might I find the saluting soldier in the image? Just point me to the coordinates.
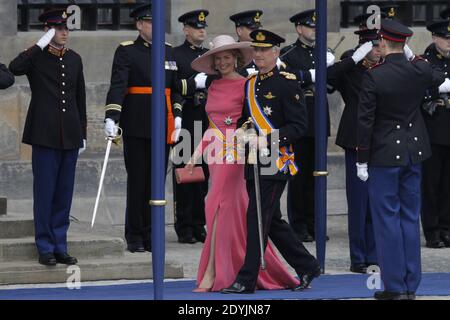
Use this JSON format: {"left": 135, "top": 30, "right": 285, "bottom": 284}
{"left": 327, "top": 27, "right": 381, "bottom": 273}
{"left": 104, "top": 2, "right": 183, "bottom": 253}
{"left": 229, "top": 10, "right": 263, "bottom": 76}
{"left": 356, "top": 19, "right": 445, "bottom": 300}
{"left": 172, "top": 10, "right": 210, "bottom": 244}
{"left": 9, "top": 8, "right": 86, "bottom": 266}
{"left": 280, "top": 9, "right": 335, "bottom": 242}
{"left": 0, "top": 62, "right": 14, "bottom": 89}
{"left": 420, "top": 20, "right": 450, "bottom": 248}
{"left": 221, "top": 30, "right": 320, "bottom": 294}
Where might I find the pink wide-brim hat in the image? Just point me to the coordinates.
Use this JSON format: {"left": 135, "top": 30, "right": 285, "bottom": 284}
{"left": 191, "top": 35, "right": 254, "bottom": 75}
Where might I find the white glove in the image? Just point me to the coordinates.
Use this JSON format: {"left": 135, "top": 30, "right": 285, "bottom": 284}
{"left": 403, "top": 44, "right": 415, "bottom": 61}
{"left": 194, "top": 72, "right": 207, "bottom": 89}
{"left": 356, "top": 162, "right": 369, "bottom": 182}
{"left": 439, "top": 78, "right": 450, "bottom": 94}
{"left": 104, "top": 118, "right": 118, "bottom": 137}
{"left": 37, "top": 28, "right": 55, "bottom": 50}
{"left": 78, "top": 139, "right": 86, "bottom": 155}
{"left": 326, "top": 52, "right": 336, "bottom": 67}
{"left": 309, "top": 69, "right": 316, "bottom": 83}
{"left": 352, "top": 42, "right": 373, "bottom": 64}
{"left": 246, "top": 68, "right": 258, "bottom": 75}
{"left": 276, "top": 58, "right": 283, "bottom": 69}
{"left": 174, "top": 116, "right": 182, "bottom": 142}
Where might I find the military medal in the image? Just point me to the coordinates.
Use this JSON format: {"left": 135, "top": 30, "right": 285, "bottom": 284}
{"left": 224, "top": 116, "right": 232, "bottom": 126}
{"left": 263, "top": 106, "right": 272, "bottom": 116}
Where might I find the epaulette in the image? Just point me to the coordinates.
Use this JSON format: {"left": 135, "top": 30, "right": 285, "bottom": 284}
{"left": 279, "top": 71, "right": 297, "bottom": 80}
{"left": 247, "top": 72, "right": 258, "bottom": 80}
{"left": 120, "top": 40, "right": 134, "bottom": 46}
{"left": 165, "top": 42, "right": 172, "bottom": 47}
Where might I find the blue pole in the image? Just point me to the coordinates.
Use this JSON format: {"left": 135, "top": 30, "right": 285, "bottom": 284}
{"left": 151, "top": 0, "right": 166, "bottom": 300}
{"left": 314, "top": 0, "right": 327, "bottom": 272}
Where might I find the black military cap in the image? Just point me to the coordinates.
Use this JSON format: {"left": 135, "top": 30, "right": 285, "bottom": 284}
{"left": 38, "top": 8, "right": 68, "bottom": 27}
{"left": 354, "top": 12, "right": 387, "bottom": 29}
{"left": 440, "top": 8, "right": 450, "bottom": 20}
{"left": 130, "top": 2, "right": 152, "bottom": 20}
{"left": 178, "top": 10, "right": 208, "bottom": 29}
{"left": 250, "top": 29, "right": 285, "bottom": 48}
{"left": 426, "top": 20, "right": 450, "bottom": 38}
{"left": 379, "top": 4, "right": 400, "bottom": 19}
{"left": 290, "top": 9, "right": 316, "bottom": 28}
{"left": 354, "top": 28, "right": 380, "bottom": 45}
{"left": 378, "top": 19, "right": 413, "bottom": 43}
{"left": 229, "top": 10, "right": 263, "bottom": 29}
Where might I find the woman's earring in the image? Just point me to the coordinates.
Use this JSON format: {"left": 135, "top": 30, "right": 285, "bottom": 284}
{"left": 235, "top": 60, "right": 238, "bottom": 69}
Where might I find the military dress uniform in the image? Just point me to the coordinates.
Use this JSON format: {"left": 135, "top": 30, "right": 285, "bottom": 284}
{"left": 327, "top": 28, "right": 379, "bottom": 272}
{"left": 420, "top": 21, "right": 450, "bottom": 248}
{"left": 357, "top": 20, "right": 445, "bottom": 299}
{"left": 104, "top": 4, "right": 182, "bottom": 252}
{"left": 0, "top": 63, "right": 14, "bottom": 89}
{"left": 172, "top": 10, "right": 210, "bottom": 243}
{"left": 229, "top": 10, "right": 263, "bottom": 77}
{"left": 280, "top": 9, "right": 330, "bottom": 241}
{"left": 222, "top": 30, "right": 320, "bottom": 294}
{"left": 9, "top": 9, "right": 86, "bottom": 265}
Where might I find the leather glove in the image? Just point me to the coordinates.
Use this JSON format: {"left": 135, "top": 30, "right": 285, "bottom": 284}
{"left": 104, "top": 118, "right": 118, "bottom": 137}
{"left": 326, "top": 51, "right": 336, "bottom": 67}
{"left": 37, "top": 28, "right": 55, "bottom": 50}
{"left": 309, "top": 69, "right": 316, "bottom": 83}
{"left": 78, "top": 139, "right": 86, "bottom": 155}
{"left": 439, "top": 78, "right": 450, "bottom": 94}
{"left": 403, "top": 44, "right": 415, "bottom": 61}
{"left": 356, "top": 162, "right": 369, "bottom": 182}
{"left": 351, "top": 41, "right": 373, "bottom": 64}
{"left": 194, "top": 72, "right": 207, "bottom": 89}
{"left": 174, "top": 116, "right": 182, "bottom": 142}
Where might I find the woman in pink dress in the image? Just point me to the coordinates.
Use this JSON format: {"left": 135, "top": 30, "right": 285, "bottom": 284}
{"left": 186, "top": 35, "right": 299, "bottom": 292}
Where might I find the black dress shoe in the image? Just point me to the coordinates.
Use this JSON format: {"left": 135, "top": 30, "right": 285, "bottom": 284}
{"left": 54, "top": 253, "right": 78, "bottom": 265}
{"left": 178, "top": 235, "right": 197, "bottom": 244}
{"left": 441, "top": 234, "right": 450, "bottom": 247}
{"left": 426, "top": 240, "right": 445, "bottom": 248}
{"left": 38, "top": 253, "right": 57, "bottom": 266}
{"left": 221, "top": 282, "right": 254, "bottom": 294}
{"left": 292, "top": 267, "right": 321, "bottom": 291}
{"left": 296, "top": 233, "right": 314, "bottom": 243}
{"left": 143, "top": 242, "right": 152, "bottom": 252}
{"left": 127, "top": 244, "right": 146, "bottom": 253}
{"left": 350, "top": 264, "right": 368, "bottom": 274}
{"left": 193, "top": 229, "right": 207, "bottom": 243}
{"left": 374, "top": 291, "right": 409, "bottom": 300}
{"left": 407, "top": 291, "right": 416, "bottom": 300}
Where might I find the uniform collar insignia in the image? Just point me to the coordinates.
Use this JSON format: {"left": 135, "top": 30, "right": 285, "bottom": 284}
{"left": 48, "top": 44, "right": 67, "bottom": 57}
{"left": 259, "top": 71, "right": 274, "bottom": 81}
{"left": 264, "top": 92, "right": 276, "bottom": 99}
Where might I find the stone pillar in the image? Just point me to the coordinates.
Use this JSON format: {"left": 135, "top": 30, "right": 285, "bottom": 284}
{"left": 0, "top": 1, "right": 17, "bottom": 37}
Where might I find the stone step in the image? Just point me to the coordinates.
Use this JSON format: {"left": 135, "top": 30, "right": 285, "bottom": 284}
{"left": 0, "top": 214, "right": 34, "bottom": 239}
{"left": 0, "top": 234, "right": 125, "bottom": 262}
{"left": 0, "top": 253, "right": 183, "bottom": 285}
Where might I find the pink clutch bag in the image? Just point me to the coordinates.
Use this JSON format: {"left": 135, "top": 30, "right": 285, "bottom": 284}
{"left": 175, "top": 167, "right": 206, "bottom": 184}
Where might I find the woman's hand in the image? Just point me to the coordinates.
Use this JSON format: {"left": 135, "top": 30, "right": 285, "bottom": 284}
{"left": 185, "top": 159, "right": 195, "bottom": 174}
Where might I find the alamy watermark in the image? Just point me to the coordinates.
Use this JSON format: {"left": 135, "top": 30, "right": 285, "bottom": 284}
{"left": 66, "top": 265, "right": 81, "bottom": 290}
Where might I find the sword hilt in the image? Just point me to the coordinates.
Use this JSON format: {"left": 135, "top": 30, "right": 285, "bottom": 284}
{"left": 107, "top": 126, "right": 123, "bottom": 145}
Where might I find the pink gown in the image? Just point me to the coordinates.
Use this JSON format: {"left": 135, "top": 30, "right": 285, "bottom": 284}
{"left": 195, "top": 77, "right": 299, "bottom": 291}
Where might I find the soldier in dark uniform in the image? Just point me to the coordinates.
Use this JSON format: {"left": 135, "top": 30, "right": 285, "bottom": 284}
{"left": 280, "top": 9, "right": 335, "bottom": 242}
{"left": 221, "top": 30, "right": 320, "bottom": 294}
{"left": 0, "top": 62, "right": 14, "bottom": 89}
{"left": 327, "top": 28, "right": 381, "bottom": 273}
{"left": 9, "top": 8, "right": 86, "bottom": 266}
{"left": 104, "top": 2, "right": 183, "bottom": 253}
{"left": 356, "top": 19, "right": 445, "bottom": 300}
{"left": 229, "top": 10, "right": 263, "bottom": 76}
{"left": 420, "top": 20, "right": 450, "bottom": 248}
{"left": 172, "top": 10, "right": 210, "bottom": 244}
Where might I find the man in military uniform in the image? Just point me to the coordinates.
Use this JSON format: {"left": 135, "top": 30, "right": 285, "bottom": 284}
{"left": 229, "top": 10, "right": 263, "bottom": 76}
{"left": 221, "top": 30, "right": 320, "bottom": 294}
{"left": 328, "top": 28, "right": 381, "bottom": 273}
{"left": 356, "top": 19, "right": 445, "bottom": 300}
{"left": 420, "top": 20, "right": 450, "bottom": 248}
{"left": 9, "top": 8, "right": 86, "bottom": 266}
{"left": 172, "top": 10, "right": 210, "bottom": 244}
{"left": 280, "top": 9, "right": 335, "bottom": 242}
{"left": 104, "top": 2, "right": 183, "bottom": 253}
{"left": 0, "top": 62, "right": 14, "bottom": 89}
